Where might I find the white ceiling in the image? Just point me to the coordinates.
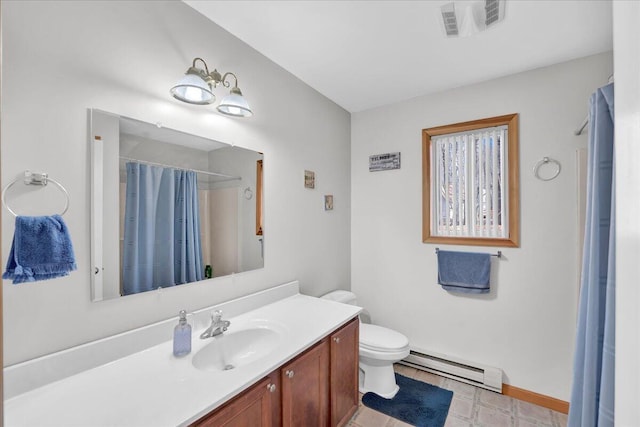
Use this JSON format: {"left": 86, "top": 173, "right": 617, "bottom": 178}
{"left": 186, "top": 0, "right": 612, "bottom": 113}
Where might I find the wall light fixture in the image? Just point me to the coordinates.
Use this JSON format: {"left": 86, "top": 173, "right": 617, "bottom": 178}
{"left": 170, "top": 57, "right": 253, "bottom": 118}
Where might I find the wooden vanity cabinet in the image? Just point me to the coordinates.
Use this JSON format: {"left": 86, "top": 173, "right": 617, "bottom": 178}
{"left": 192, "top": 370, "right": 280, "bottom": 427}
{"left": 330, "top": 318, "right": 359, "bottom": 427}
{"left": 191, "top": 317, "right": 359, "bottom": 427}
{"left": 281, "top": 339, "right": 330, "bottom": 426}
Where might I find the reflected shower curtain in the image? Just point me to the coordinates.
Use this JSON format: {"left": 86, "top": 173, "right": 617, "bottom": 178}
{"left": 568, "top": 83, "right": 615, "bottom": 427}
{"left": 122, "top": 163, "right": 203, "bottom": 295}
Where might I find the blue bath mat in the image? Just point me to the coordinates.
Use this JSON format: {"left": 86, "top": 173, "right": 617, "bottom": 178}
{"left": 362, "top": 373, "right": 453, "bottom": 427}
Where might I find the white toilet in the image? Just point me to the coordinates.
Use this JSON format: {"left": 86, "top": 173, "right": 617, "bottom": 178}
{"left": 322, "top": 290, "right": 410, "bottom": 399}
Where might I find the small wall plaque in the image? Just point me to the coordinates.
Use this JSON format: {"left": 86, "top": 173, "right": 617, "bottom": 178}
{"left": 324, "top": 195, "right": 333, "bottom": 211}
{"left": 304, "top": 170, "right": 315, "bottom": 188}
{"left": 369, "top": 152, "right": 401, "bottom": 172}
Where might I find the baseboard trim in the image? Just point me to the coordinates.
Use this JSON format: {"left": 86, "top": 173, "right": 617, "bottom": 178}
{"left": 502, "top": 384, "right": 569, "bottom": 414}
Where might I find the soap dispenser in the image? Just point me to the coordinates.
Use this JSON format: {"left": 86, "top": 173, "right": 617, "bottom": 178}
{"left": 173, "top": 310, "right": 192, "bottom": 357}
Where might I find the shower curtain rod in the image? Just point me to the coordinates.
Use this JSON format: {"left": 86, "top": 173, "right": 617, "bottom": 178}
{"left": 119, "top": 156, "right": 241, "bottom": 181}
{"left": 575, "top": 74, "right": 614, "bottom": 136}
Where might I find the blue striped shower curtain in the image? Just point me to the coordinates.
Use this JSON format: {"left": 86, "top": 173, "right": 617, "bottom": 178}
{"left": 122, "top": 162, "right": 203, "bottom": 295}
{"left": 568, "top": 83, "right": 615, "bottom": 427}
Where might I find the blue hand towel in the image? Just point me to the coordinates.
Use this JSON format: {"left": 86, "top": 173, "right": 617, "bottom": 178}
{"left": 3, "top": 215, "right": 77, "bottom": 284}
{"left": 437, "top": 250, "right": 491, "bottom": 294}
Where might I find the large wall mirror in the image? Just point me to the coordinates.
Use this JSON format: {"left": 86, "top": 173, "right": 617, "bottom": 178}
{"left": 90, "top": 109, "right": 264, "bottom": 301}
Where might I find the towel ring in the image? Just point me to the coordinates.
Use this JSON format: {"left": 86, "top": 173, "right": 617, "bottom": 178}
{"left": 533, "top": 157, "right": 561, "bottom": 181}
{"left": 1, "top": 171, "right": 70, "bottom": 217}
{"left": 243, "top": 187, "right": 253, "bottom": 200}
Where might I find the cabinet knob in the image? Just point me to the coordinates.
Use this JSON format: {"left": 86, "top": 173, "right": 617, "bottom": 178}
{"left": 333, "top": 337, "right": 341, "bottom": 344}
{"left": 267, "top": 383, "right": 277, "bottom": 393}
{"left": 285, "top": 370, "right": 294, "bottom": 378}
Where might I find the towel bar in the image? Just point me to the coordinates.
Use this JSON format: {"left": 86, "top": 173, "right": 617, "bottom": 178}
{"left": 1, "top": 171, "right": 70, "bottom": 217}
{"left": 435, "top": 248, "right": 502, "bottom": 258}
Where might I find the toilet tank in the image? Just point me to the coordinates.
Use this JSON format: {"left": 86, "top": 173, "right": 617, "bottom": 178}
{"left": 321, "top": 290, "right": 358, "bottom": 305}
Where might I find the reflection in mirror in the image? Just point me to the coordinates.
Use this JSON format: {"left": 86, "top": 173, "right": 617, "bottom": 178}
{"left": 90, "top": 109, "right": 264, "bottom": 301}
{"left": 256, "top": 159, "right": 263, "bottom": 236}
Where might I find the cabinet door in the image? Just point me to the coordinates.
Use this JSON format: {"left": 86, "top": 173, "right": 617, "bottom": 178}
{"left": 192, "top": 374, "right": 280, "bottom": 427}
{"left": 281, "top": 339, "right": 330, "bottom": 427}
{"left": 330, "top": 318, "right": 359, "bottom": 427}
{"left": 267, "top": 370, "right": 281, "bottom": 427}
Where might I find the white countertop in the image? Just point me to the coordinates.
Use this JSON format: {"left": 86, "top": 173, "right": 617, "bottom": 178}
{"left": 4, "top": 294, "right": 361, "bottom": 427}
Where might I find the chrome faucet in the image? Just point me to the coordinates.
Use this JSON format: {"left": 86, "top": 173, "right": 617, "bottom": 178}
{"left": 199, "top": 310, "right": 230, "bottom": 339}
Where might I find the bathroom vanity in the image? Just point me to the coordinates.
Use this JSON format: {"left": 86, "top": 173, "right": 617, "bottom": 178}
{"left": 193, "top": 318, "right": 359, "bottom": 426}
{"left": 3, "top": 282, "right": 361, "bottom": 426}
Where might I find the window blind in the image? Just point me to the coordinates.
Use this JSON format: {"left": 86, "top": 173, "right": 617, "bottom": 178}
{"left": 432, "top": 125, "right": 508, "bottom": 238}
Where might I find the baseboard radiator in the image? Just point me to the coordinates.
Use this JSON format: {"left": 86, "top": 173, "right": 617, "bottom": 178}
{"left": 399, "top": 348, "right": 503, "bottom": 393}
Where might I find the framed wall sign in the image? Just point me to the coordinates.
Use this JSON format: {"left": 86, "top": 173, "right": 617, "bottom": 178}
{"left": 304, "top": 170, "right": 315, "bottom": 188}
{"left": 369, "top": 152, "right": 401, "bottom": 171}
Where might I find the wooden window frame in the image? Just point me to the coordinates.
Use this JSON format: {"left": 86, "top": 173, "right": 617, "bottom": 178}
{"left": 422, "top": 113, "right": 520, "bottom": 247}
{"left": 256, "top": 159, "right": 263, "bottom": 236}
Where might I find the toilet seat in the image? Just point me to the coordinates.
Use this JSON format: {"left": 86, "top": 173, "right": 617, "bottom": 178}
{"left": 360, "top": 324, "right": 409, "bottom": 352}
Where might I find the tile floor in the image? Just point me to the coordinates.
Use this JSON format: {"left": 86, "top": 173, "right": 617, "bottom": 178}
{"left": 347, "top": 364, "right": 568, "bottom": 427}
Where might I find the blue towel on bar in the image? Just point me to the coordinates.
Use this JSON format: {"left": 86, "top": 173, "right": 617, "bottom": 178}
{"left": 437, "top": 250, "right": 491, "bottom": 294}
{"left": 3, "top": 215, "right": 77, "bottom": 284}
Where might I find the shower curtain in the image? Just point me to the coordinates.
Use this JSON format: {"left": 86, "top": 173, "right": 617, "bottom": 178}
{"left": 122, "top": 162, "right": 203, "bottom": 295}
{"left": 568, "top": 83, "right": 615, "bottom": 427}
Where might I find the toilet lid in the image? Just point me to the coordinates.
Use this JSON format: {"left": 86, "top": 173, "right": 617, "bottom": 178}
{"left": 360, "top": 323, "right": 409, "bottom": 352}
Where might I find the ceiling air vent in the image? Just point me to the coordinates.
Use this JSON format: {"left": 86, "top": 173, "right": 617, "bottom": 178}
{"left": 441, "top": 3, "right": 459, "bottom": 36}
{"left": 485, "top": 0, "right": 501, "bottom": 26}
{"left": 440, "top": 0, "right": 506, "bottom": 38}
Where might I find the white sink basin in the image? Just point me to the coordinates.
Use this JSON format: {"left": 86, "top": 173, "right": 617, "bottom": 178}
{"left": 192, "top": 326, "right": 283, "bottom": 372}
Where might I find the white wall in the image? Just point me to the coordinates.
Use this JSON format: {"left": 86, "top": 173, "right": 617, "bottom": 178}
{"left": 351, "top": 52, "right": 612, "bottom": 401}
{"left": 613, "top": 1, "right": 640, "bottom": 423}
{"left": 1, "top": 1, "right": 351, "bottom": 365}
{"left": 207, "top": 187, "right": 239, "bottom": 277}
